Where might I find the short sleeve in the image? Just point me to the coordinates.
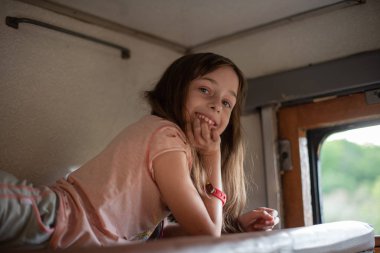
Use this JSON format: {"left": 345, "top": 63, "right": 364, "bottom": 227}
{"left": 147, "top": 126, "right": 192, "bottom": 181}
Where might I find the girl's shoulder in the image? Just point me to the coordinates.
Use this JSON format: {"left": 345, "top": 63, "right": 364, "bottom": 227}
{"left": 112, "top": 115, "right": 184, "bottom": 145}
{"left": 140, "top": 115, "right": 187, "bottom": 144}
{"left": 140, "top": 115, "right": 192, "bottom": 170}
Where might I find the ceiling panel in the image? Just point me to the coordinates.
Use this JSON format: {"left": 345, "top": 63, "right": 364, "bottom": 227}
{"left": 50, "top": 0, "right": 343, "bottom": 47}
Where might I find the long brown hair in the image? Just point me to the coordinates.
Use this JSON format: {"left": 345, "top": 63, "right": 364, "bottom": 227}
{"left": 145, "top": 53, "right": 247, "bottom": 232}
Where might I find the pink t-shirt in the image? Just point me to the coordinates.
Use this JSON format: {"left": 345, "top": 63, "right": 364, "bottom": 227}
{"left": 50, "top": 115, "right": 192, "bottom": 248}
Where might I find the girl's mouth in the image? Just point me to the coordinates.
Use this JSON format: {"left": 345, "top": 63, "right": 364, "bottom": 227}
{"left": 196, "top": 113, "right": 217, "bottom": 128}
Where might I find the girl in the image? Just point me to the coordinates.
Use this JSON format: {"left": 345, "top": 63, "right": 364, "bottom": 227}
{"left": 0, "top": 53, "right": 279, "bottom": 249}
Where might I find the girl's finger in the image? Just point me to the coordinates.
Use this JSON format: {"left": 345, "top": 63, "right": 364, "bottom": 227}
{"left": 211, "top": 129, "right": 219, "bottom": 142}
{"left": 200, "top": 120, "right": 210, "bottom": 141}
{"left": 256, "top": 207, "right": 278, "bottom": 219}
{"left": 254, "top": 224, "right": 272, "bottom": 230}
{"left": 259, "top": 210, "right": 273, "bottom": 220}
{"left": 273, "top": 217, "right": 280, "bottom": 226}
{"left": 265, "top": 209, "right": 278, "bottom": 218}
{"left": 271, "top": 210, "right": 278, "bottom": 218}
{"left": 192, "top": 118, "right": 202, "bottom": 143}
{"left": 255, "top": 218, "right": 280, "bottom": 230}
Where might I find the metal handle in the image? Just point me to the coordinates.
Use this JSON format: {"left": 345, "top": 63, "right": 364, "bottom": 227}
{"left": 6, "top": 16, "right": 130, "bottom": 59}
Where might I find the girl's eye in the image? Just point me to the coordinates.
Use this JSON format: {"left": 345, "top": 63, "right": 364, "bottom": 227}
{"left": 199, "top": 87, "right": 209, "bottom": 94}
{"left": 222, "top": 100, "right": 232, "bottom": 108}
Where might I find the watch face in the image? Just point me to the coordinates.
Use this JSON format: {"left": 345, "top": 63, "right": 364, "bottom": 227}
{"left": 206, "top": 183, "right": 215, "bottom": 194}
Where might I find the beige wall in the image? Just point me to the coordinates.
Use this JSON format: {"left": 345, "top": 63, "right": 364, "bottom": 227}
{"left": 0, "top": 0, "right": 181, "bottom": 185}
{"left": 241, "top": 113, "right": 266, "bottom": 211}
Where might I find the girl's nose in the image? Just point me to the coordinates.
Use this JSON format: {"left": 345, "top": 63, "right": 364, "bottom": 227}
{"left": 210, "top": 102, "right": 222, "bottom": 113}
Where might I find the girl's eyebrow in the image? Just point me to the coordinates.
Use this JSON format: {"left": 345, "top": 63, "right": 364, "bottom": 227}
{"left": 200, "top": 77, "right": 237, "bottom": 98}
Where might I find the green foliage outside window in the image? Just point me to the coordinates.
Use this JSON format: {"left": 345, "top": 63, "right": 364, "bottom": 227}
{"left": 320, "top": 139, "right": 380, "bottom": 234}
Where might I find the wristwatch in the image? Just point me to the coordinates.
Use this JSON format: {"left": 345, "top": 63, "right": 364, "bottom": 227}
{"left": 206, "top": 183, "right": 227, "bottom": 206}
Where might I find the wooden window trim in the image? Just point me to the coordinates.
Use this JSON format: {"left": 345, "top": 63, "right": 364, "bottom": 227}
{"left": 375, "top": 237, "right": 380, "bottom": 252}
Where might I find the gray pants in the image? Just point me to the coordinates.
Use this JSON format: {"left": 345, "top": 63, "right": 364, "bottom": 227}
{"left": 0, "top": 170, "right": 57, "bottom": 249}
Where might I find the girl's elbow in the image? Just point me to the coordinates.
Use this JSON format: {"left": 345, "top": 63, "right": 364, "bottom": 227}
{"left": 182, "top": 220, "right": 222, "bottom": 237}
{"left": 210, "top": 230, "right": 222, "bottom": 237}
{"left": 197, "top": 226, "right": 222, "bottom": 237}
{"left": 209, "top": 222, "right": 223, "bottom": 237}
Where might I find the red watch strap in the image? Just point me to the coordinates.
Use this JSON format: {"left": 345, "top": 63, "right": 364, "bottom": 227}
{"left": 206, "top": 183, "right": 227, "bottom": 206}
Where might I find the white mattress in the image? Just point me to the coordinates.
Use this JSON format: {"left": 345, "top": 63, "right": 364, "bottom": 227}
{"left": 286, "top": 220, "right": 374, "bottom": 253}
{"left": 144, "top": 220, "right": 375, "bottom": 253}
{"left": 52, "top": 220, "right": 374, "bottom": 253}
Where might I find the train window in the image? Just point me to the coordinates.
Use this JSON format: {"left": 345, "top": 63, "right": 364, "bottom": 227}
{"left": 307, "top": 123, "right": 380, "bottom": 235}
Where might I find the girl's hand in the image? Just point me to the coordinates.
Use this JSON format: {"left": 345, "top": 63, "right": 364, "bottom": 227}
{"left": 186, "top": 117, "right": 220, "bottom": 156}
{"left": 238, "top": 207, "right": 280, "bottom": 232}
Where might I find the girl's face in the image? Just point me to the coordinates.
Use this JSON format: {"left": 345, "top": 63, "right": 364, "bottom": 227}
{"left": 185, "top": 66, "right": 239, "bottom": 135}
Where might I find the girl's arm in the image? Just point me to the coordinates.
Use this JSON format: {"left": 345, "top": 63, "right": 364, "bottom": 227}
{"left": 154, "top": 118, "right": 223, "bottom": 237}
{"left": 154, "top": 150, "right": 222, "bottom": 236}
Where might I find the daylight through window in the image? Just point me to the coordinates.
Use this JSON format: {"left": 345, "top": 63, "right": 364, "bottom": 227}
{"left": 319, "top": 125, "right": 380, "bottom": 235}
